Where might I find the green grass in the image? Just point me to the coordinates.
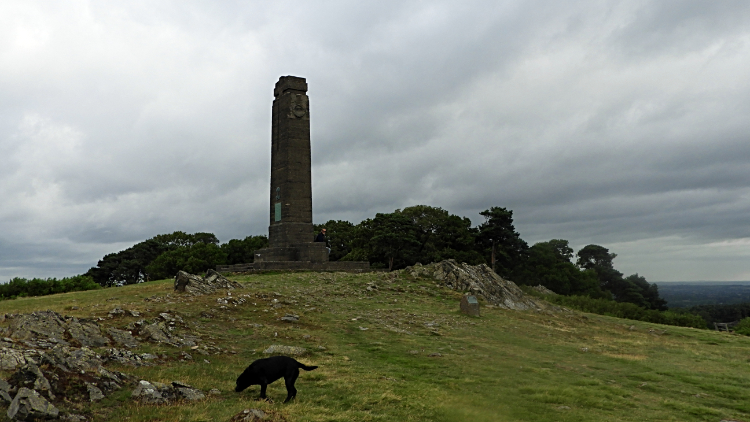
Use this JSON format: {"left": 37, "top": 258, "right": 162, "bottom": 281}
{"left": 1, "top": 271, "right": 749, "bottom": 421}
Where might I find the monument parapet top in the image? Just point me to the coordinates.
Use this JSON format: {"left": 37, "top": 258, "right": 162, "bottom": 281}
{"left": 274, "top": 76, "right": 307, "bottom": 98}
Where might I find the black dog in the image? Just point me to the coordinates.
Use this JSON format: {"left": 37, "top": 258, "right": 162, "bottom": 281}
{"left": 235, "top": 356, "right": 318, "bottom": 403}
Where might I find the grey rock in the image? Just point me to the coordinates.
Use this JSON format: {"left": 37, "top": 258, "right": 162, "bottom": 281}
{"left": 7, "top": 387, "right": 59, "bottom": 421}
{"left": 405, "top": 260, "right": 555, "bottom": 311}
{"left": 131, "top": 380, "right": 205, "bottom": 404}
{"left": 10, "top": 364, "right": 52, "bottom": 398}
{"left": 230, "top": 408, "right": 267, "bottom": 421}
{"left": 104, "top": 348, "right": 156, "bottom": 366}
{"left": 67, "top": 318, "right": 109, "bottom": 347}
{"left": 279, "top": 314, "right": 299, "bottom": 322}
{"left": 108, "top": 308, "right": 126, "bottom": 317}
{"left": 0, "top": 348, "right": 39, "bottom": 371}
{"left": 131, "top": 380, "right": 166, "bottom": 404}
{"left": 0, "top": 389, "right": 11, "bottom": 405}
{"left": 107, "top": 328, "right": 139, "bottom": 348}
{"left": 8, "top": 311, "right": 68, "bottom": 345}
{"left": 0, "top": 379, "right": 10, "bottom": 392}
{"left": 41, "top": 345, "right": 102, "bottom": 373}
{"left": 262, "top": 345, "right": 308, "bottom": 356}
{"left": 171, "top": 381, "right": 205, "bottom": 401}
{"left": 174, "top": 270, "right": 243, "bottom": 296}
{"left": 140, "top": 322, "right": 173, "bottom": 344}
{"left": 208, "top": 388, "right": 221, "bottom": 395}
{"left": 85, "top": 383, "right": 104, "bottom": 402}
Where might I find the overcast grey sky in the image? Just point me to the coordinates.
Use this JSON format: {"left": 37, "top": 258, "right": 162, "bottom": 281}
{"left": 1, "top": 1, "right": 749, "bottom": 282}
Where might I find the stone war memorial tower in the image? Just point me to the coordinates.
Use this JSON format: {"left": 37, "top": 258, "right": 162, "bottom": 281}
{"left": 218, "top": 76, "right": 369, "bottom": 272}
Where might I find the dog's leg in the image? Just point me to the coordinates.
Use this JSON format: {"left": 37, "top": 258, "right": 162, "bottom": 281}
{"left": 283, "top": 370, "right": 300, "bottom": 403}
{"left": 259, "top": 382, "right": 268, "bottom": 399}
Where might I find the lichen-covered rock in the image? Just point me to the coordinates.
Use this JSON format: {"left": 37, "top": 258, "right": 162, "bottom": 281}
{"left": 171, "top": 381, "right": 205, "bottom": 401}
{"left": 0, "top": 380, "right": 12, "bottom": 405}
{"left": 104, "top": 348, "right": 157, "bottom": 366}
{"left": 131, "top": 380, "right": 205, "bottom": 404}
{"left": 174, "top": 270, "right": 243, "bottom": 296}
{"left": 85, "top": 382, "right": 104, "bottom": 402}
{"left": 41, "top": 345, "right": 102, "bottom": 373}
{"left": 203, "top": 269, "right": 243, "bottom": 290}
{"left": 405, "top": 260, "right": 548, "bottom": 311}
{"left": 230, "top": 408, "right": 267, "bottom": 421}
{"left": 0, "top": 347, "right": 39, "bottom": 370}
{"left": 262, "top": 345, "right": 308, "bottom": 356}
{"left": 8, "top": 311, "right": 68, "bottom": 345}
{"left": 140, "top": 322, "right": 173, "bottom": 344}
{"left": 131, "top": 380, "right": 166, "bottom": 404}
{"left": 9, "top": 364, "right": 53, "bottom": 399}
{"left": 66, "top": 318, "right": 109, "bottom": 347}
{"left": 106, "top": 328, "right": 139, "bottom": 349}
{"left": 7, "top": 387, "right": 59, "bottom": 421}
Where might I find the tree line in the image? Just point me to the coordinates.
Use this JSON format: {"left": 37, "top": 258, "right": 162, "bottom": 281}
{"left": 0, "top": 275, "right": 100, "bottom": 300}
{"left": 84, "top": 231, "right": 267, "bottom": 287}
{"left": 80, "top": 205, "right": 667, "bottom": 312}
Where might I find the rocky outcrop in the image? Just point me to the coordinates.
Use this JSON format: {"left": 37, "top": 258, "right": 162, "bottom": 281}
{"left": 1, "top": 345, "right": 133, "bottom": 418}
{"left": 405, "top": 260, "right": 551, "bottom": 311}
{"left": 174, "top": 269, "right": 243, "bottom": 296}
{"left": 66, "top": 318, "right": 109, "bottom": 347}
{"left": 106, "top": 328, "right": 139, "bottom": 349}
{"left": 0, "top": 348, "right": 39, "bottom": 371}
{"left": 131, "top": 380, "right": 205, "bottom": 404}
{"left": 532, "top": 285, "right": 557, "bottom": 295}
{"left": 4, "top": 311, "right": 110, "bottom": 351}
{"left": 104, "top": 348, "right": 157, "bottom": 367}
{"left": 7, "top": 387, "right": 59, "bottom": 421}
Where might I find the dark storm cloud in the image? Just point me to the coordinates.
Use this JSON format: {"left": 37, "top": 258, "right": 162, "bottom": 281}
{"left": 1, "top": 0, "right": 749, "bottom": 281}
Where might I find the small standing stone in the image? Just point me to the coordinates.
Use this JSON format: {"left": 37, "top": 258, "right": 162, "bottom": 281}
{"left": 460, "top": 295, "right": 480, "bottom": 317}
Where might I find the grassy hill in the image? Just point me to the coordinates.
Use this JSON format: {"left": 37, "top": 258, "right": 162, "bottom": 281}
{"left": 1, "top": 270, "right": 749, "bottom": 421}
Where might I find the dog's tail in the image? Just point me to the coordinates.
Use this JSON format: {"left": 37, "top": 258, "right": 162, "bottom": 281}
{"left": 299, "top": 363, "right": 318, "bottom": 371}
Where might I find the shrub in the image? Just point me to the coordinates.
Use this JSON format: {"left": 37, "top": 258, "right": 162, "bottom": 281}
{"left": 547, "top": 294, "right": 707, "bottom": 329}
{"left": 734, "top": 317, "right": 750, "bottom": 336}
{"left": 0, "top": 275, "right": 100, "bottom": 300}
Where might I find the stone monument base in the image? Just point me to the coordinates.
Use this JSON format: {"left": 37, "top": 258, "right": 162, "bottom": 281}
{"left": 254, "top": 242, "right": 328, "bottom": 262}
{"left": 216, "top": 260, "right": 370, "bottom": 273}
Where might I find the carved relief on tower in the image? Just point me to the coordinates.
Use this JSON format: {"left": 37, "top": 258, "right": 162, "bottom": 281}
{"left": 287, "top": 94, "right": 309, "bottom": 120}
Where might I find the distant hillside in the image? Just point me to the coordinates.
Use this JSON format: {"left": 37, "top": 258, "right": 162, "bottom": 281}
{"left": 657, "top": 281, "right": 750, "bottom": 308}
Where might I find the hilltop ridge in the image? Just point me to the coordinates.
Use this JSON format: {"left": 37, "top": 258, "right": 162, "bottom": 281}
{"left": 0, "top": 265, "right": 748, "bottom": 421}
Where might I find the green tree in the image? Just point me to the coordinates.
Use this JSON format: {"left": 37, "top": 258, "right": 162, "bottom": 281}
{"left": 624, "top": 274, "right": 668, "bottom": 311}
{"left": 476, "top": 207, "right": 529, "bottom": 278}
{"left": 399, "top": 205, "right": 484, "bottom": 265}
{"left": 86, "top": 231, "right": 222, "bottom": 286}
{"left": 86, "top": 239, "right": 167, "bottom": 286}
{"left": 365, "top": 213, "right": 421, "bottom": 271}
{"left": 146, "top": 242, "right": 228, "bottom": 279}
{"left": 576, "top": 244, "right": 623, "bottom": 296}
{"left": 576, "top": 244, "right": 667, "bottom": 309}
{"left": 514, "top": 240, "right": 602, "bottom": 296}
{"left": 221, "top": 235, "right": 268, "bottom": 264}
